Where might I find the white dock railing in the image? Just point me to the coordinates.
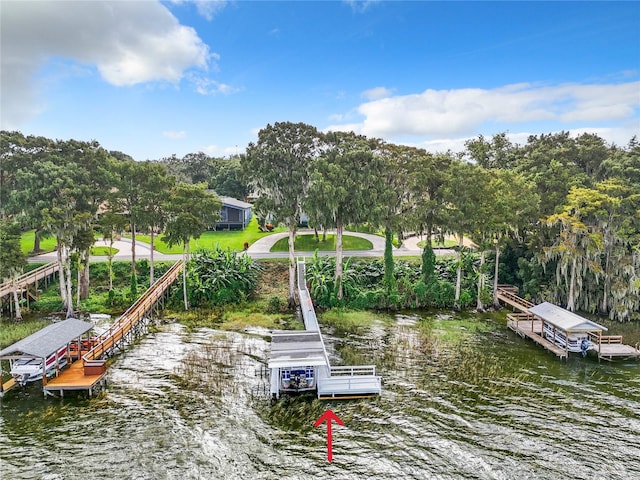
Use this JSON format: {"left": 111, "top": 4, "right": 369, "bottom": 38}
{"left": 330, "top": 365, "right": 378, "bottom": 376}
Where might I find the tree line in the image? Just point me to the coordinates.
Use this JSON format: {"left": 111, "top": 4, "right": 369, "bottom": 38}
{"left": 1, "top": 126, "right": 638, "bottom": 322}
{"left": 0, "top": 132, "right": 227, "bottom": 319}
{"left": 243, "top": 123, "right": 639, "bottom": 320}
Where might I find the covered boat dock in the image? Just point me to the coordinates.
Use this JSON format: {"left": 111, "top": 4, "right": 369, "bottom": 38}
{"left": 0, "top": 318, "right": 99, "bottom": 397}
{"left": 499, "top": 287, "right": 640, "bottom": 361}
{"left": 529, "top": 302, "right": 607, "bottom": 357}
{"left": 268, "top": 260, "right": 382, "bottom": 400}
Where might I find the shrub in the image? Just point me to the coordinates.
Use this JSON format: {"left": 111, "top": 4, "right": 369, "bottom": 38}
{"left": 266, "top": 295, "right": 285, "bottom": 313}
{"left": 186, "top": 247, "right": 262, "bottom": 307}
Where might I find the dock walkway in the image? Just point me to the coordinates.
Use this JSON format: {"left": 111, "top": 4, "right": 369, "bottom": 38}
{"left": 0, "top": 262, "right": 58, "bottom": 302}
{"left": 297, "top": 261, "right": 381, "bottom": 399}
{"left": 506, "top": 314, "right": 568, "bottom": 360}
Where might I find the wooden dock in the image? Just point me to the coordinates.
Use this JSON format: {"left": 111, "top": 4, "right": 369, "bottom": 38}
{"left": 591, "top": 334, "right": 640, "bottom": 361}
{"left": 84, "top": 260, "right": 183, "bottom": 362}
{"left": 496, "top": 285, "right": 533, "bottom": 313}
{"left": 507, "top": 314, "right": 568, "bottom": 360}
{"left": 0, "top": 262, "right": 58, "bottom": 309}
{"left": 499, "top": 286, "right": 640, "bottom": 362}
{"left": 43, "top": 360, "right": 106, "bottom": 397}
{"left": 268, "top": 260, "right": 381, "bottom": 400}
{"left": 40, "top": 261, "right": 183, "bottom": 397}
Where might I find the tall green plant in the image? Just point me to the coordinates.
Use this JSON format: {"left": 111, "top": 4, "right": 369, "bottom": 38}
{"left": 187, "top": 248, "right": 262, "bottom": 307}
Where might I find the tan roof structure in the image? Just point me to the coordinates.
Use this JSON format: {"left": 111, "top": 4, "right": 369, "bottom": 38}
{"left": 528, "top": 302, "right": 608, "bottom": 332}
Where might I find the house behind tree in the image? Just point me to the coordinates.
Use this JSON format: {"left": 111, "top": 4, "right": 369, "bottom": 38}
{"left": 217, "top": 196, "right": 253, "bottom": 230}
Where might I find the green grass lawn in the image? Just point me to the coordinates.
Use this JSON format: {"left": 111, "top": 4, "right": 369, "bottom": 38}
{"left": 131, "top": 216, "right": 286, "bottom": 254}
{"left": 270, "top": 234, "right": 373, "bottom": 252}
{"left": 417, "top": 238, "right": 459, "bottom": 249}
{"left": 91, "top": 246, "right": 118, "bottom": 256}
{"left": 20, "top": 231, "right": 58, "bottom": 255}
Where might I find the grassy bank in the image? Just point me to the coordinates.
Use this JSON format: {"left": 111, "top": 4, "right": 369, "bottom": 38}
{"left": 130, "top": 217, "right": 285, "bottom": 253}
{"left": 0, "top": 318, "right": 51, "bottom": 350}
{"left": 270, "top": 234, "right": 373, "bottom": 252}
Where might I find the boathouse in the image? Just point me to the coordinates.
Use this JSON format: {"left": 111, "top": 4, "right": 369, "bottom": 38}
{"left": 268, "top": 260, "right": 382, "bottom": 399}
{"left": 529, "top": 302, "right": 607, "bottom": 356}
{"left": 499, "top": 285, "right": 640, "bottom": 361}
{"left": 0, "top": 318, "right": 95, "bottom": 396}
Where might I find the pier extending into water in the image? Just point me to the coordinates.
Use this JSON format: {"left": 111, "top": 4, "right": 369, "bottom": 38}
{"left": 1, "top": 261, "right": 183, "bottom": 398}
{"left": 268, "top": 260, "right": 382, "bottom": 400}
{"left": 498, "top": 286, "right": 640, "bottom": 361}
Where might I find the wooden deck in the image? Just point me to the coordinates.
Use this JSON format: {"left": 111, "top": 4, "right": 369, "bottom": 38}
{"left": 8, "top": 261, "right": 184, "bottom": 398}
{"left": 595, "top": 342, "right": 640, "bottom": 361}
{"left": 286, "top": 260, "right": 381, "bottom": 399}
{"left": 507, "top": 314, "right": 568, "bottom": 360}
{"left": 43, "top": 360, "right": 106, "bottom": 396}
{"left": 84, "top": 261, "right": 183, "bottom": 362}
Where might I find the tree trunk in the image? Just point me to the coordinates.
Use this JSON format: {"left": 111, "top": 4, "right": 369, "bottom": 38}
{"left": 425, "top": 222, "right": 433, "bottom": 248}
{"left": 314, "top": 228, "right": 319, "bottom": 242}
{"left": 76, "top": 256, "right": 81, "bottom": 309}
{"left": 108, "top": 238, "right": 114, "bottom": 291}
{"left": 383, "top": 227, "right": 395, "bottom": 295}
{"left": 567, "top": 257, "right": 577, "bottom": 311}
{"left": 150, "top": 230, "right": 156, "bottom": 285}
{"left": 182, "top": 241, "right": 190, "bottom": 310}
{"left": 65, "top": 253, "right": 74, "bottom": 319}
{"left": 80, "top": 249, "right": 90, "bottom": 299}
{"left": 493, "top": 244, "right": 501, "bottom": 308}
{"left": 476, "top": 249, "right": 485, "bottom": 311}
{"left": 57, "top": 241, "right": 69, "bottom": 312}
{"left": 11, "top": 281, "right": 22, "bottom": 322}
{"left": 33, "top": 228, "right": 42, "bottom": 253}
{"left": 335, "top": 220, "right": 344, "bottom": 300}
{"left": 287, "top": 227, "right": 296, "bottom": 307}
{"left": 454, "top": 233, "right": 464, "bottom": 310}
{"left": 130, "top": 221, "right": 137, "bottom": 278}
{"left": 600, "top": 248, "right": 610, "bottom": 315}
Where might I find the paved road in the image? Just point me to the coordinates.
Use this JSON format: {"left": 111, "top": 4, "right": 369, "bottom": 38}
{"left": 28, "top": 231, "right": 455, "bottom": 263}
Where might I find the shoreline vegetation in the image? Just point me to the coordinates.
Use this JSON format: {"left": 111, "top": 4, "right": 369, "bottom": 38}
{"left": 2, "top": 256, "right": 639, "bottom": 352}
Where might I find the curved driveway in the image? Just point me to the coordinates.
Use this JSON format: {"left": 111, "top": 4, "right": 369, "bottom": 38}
{"left": 28, "top": 231, "right": 456, "bottom": 263}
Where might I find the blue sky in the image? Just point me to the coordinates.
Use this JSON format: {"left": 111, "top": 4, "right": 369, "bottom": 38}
{"left": 2, "top": 1, "right": 639, "bottom": 160}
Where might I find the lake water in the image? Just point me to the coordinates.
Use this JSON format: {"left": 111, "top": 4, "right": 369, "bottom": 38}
{"left": 1, "top": 312, "right": 639, "bottom": 479}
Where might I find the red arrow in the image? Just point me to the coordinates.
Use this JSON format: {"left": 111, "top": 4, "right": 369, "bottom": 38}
{"left": 314, "top": 409, "right": 344, "bottom": 462}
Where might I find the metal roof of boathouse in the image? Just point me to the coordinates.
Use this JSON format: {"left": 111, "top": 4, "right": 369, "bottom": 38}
{"left": 528, "top": 302, "right": 608, "bottom": 333}
{"left": 268, "top": 330, "right": 329, "bottom": 369}
{"left": 0, "top": 318, "right": 93, "bottom": 359}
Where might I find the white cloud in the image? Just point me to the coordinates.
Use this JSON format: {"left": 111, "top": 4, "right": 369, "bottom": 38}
{"left": 200, "top": 144, "right": 220, "bottom": 155}
{"left": 343, "top": 0, "right": 380, "bottom": 13}
{"left": 407, "top": 126, "right": 639, "bottom": 156}
{"left": 361, "top": 86, "right": 393, "bottom": 101}
{"left": 327, "top": 81, "right": 640, "bottom": 141}
{"left": 163, "top": 130, "right": 187, "bottom": 140}
{"left": 1, "top": 1, "right": 210, "bottom": 128}
{"left": 168, "top": 0, "right": 228, "bottom": 21}
{"left": 193, "top": 0, "right": 228, "bottom": 21}
{"left": 191, "top": 76, "right": 242, "bottom": 95}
